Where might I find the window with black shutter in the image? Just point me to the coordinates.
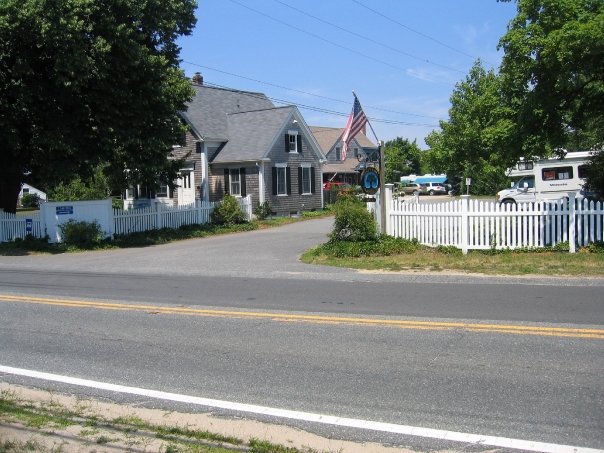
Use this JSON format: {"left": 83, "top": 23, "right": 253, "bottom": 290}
{"left": 286, "top": 167, "right": 291, "bottom": 195}
{"left": 240, "top": 168, "right": 246, "bottom": 197}
{"left": 286, "top": 131, "right": 299, "bottom": 153}
{"left": 225, "top": 168, "right": 243, "bottom": 196}
{"left": 223, "top": 169, "right": 229, "bottom": 195}
{"left": 273, "top": 166, "right": 289, "bottom": 195}
{"left": 299, "top": 166, "right": 312, "bottom": 195}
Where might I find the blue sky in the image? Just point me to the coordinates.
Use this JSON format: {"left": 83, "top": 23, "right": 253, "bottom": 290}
{"left": 178, "top": 0, "right": 518, "bottom": 149}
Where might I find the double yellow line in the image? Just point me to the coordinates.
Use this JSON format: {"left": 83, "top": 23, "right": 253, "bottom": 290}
{"left": 1, "top": 293, "right": 603, "bottom": 339}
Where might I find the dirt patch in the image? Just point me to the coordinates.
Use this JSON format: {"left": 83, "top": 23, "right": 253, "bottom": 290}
{"left": 0, "top": 382, "right": 420, "bottom": 453}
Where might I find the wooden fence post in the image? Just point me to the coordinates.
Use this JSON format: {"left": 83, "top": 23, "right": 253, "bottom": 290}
{"left": 568, "top": 192, "right": 576, "bottom": 253}
{"left": 460, "top": 195, "right": 470, "bottom": 254}
{"left": 384, "top": 184, "right": 393, "bottom": 236}
{"left": 0, "top": 210, "right": 4, "bottom": 243}
{"left": 39, "top": 202, "right": 48, "bottom": 240}
{"left": 155, "top": 202, "right": 162, "bottom": 230}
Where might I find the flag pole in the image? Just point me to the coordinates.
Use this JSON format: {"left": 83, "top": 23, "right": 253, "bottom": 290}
{"left": 352, "top": 91, "right": 380, "bottom": 144}
{"left": 352, "top": 91, "right": 386, "bottom": 234}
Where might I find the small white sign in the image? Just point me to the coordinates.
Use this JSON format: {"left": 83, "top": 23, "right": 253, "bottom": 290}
{"left": 465, "top": 178, "right": 472, "bottom": 186}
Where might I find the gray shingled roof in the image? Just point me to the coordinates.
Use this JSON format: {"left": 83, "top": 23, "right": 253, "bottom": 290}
{"left": 309, "top": 126, "right": 377, "bottom": 153}
{"left": 180, "top": 85, "right": 274, "bottom": 141}
{"left": 211, "top": 106, "right": 293, "bottom": 163}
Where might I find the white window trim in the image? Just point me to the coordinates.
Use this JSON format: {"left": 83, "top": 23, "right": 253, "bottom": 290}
{"left": 156, "top": 183, "right": 170, "bottom": 198}
{"left": 276, "top": 164, "right": 288, "bottom": 196}
{"left": 287, "top": 130, "right": 299, "bottom": 153}
{"left": 300, "top": 164, "right": 312, "bottom": 196}
{"left": 229, "top": 168, "right": 242, "bottom": 197}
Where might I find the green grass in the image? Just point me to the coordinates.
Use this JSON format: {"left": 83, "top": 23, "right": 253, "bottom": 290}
{"left": 0, "top": 439, "right": 48, "bottom": 453}
{"left": 0, "top": 390, "right": 324, "bottom": 453}
{"left": 0, "top": 393, "right": 75, "bottom": 429}
{"left": 302, "top": 239, "right": 604, "bottom": 276}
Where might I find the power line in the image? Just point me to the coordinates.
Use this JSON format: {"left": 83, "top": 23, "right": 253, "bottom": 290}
{"left": 202, "top": 81, "right": 440, "bottom": 128}
{"left": 225, "top": 0, "right": 431, "bottom": 76}
{"left": 350, "top": 0, "right": 490, "bottom": 65}
{"left": 271, "top": 0, "right": 465, "bottom": 74}
{"left": 182, "top": 60, "right": 444, "bottom": 121}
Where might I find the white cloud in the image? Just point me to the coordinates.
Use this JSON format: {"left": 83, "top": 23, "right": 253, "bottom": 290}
{"left": 405, "top": 68, "right": 458, "bottom": 85}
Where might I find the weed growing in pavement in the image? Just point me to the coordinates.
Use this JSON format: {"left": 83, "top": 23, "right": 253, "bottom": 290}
{"left": 2, "top": 392, "right": 315, "bottom": 452}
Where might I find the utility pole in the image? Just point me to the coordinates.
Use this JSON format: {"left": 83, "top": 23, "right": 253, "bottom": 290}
{"left": 379, "top": 140, "right": 386, "bottom": 234}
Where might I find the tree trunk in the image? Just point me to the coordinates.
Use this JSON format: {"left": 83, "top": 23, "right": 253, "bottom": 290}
{"left": 0, "top": 172, "right": 23, "bottom": 214}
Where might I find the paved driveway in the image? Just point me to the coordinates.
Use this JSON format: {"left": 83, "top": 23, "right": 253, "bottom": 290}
{"left": 0, "top": 217, "right": 348, "bottom": 279}
{"left": 1, "top": 217, "right": 602, "bottom": 287}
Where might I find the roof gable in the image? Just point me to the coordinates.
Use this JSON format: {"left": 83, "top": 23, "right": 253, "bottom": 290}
{"left": 211, "top": 106, "right": 325, "bottom": 163}
{"left": 211, "top": 107, "right": 293, "bottom": 163}
{"left": 309, "top": 126, "right": 376, "bottom": 155}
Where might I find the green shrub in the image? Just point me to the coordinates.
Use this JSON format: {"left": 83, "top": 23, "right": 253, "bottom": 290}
{"left": 211, "top": 194, "right": 247, "bottom": 226}
{"left": 436, "top": 245, "right": 462, "bottom": 255}
{"left": 20, "top": 193, "right": 41, "bottom": 208}
{"left": 253, "top": 201, "right": 273, "bottom": 220}
{"left": 330, "top": 194, "right": 377, "bottom": 242}
{"left": 58, "top": 219, "right": 104, "bottom": 248}
{"left": 316, "top": 235, "right": 420, "bottom": 258}
{"left": 583, "top": 241, "right": 604, "bottom": 253}
{"left": 48, "top": 165, "right": 111, "bottom": 201}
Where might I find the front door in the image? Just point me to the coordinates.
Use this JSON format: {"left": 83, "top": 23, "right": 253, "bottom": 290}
{"left": 177, "top": 171, "right": 195, "bottom": 205}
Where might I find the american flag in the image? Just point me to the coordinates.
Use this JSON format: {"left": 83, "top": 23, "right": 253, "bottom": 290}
{"left": 340, "top": 94, "right": 367, "bottom": 161}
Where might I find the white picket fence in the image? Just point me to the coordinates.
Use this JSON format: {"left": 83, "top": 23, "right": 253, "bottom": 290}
{"left": 113, "top": 200, "right": 217, "bottom": 235}
{"left": 1, "top": 195, "right": 253, "bottom": 242}
{"left": 0, "top": 211, "right": 43, "bottom": 242}
{"left": 381, "top": 185, "right": 603, "bottom": 253}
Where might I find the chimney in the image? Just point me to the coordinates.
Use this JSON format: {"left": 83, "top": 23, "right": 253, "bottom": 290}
{"left": 192, "top": 72, "right": 203, "bottom": 85}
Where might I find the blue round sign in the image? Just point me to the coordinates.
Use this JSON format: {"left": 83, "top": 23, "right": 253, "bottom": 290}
{"left": 360, "top": 167, "right": 379, "bottom": 195}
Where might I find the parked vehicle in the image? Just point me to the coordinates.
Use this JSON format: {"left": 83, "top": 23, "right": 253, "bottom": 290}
{"left": 396, "top": 182, "right": 427, "bottom": 196}
{"left": 323, "top": 181, "right": 352, "bottom": 190}
{"left": 423, "top": 182, "right": 448, "bottom": 196}
{"left": 496, "top": 151, "right": 593, "bottom": 204}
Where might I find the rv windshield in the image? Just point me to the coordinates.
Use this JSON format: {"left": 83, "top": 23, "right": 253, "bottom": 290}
{"left": 512, "top": 176, "right": 534, "bottom": 189}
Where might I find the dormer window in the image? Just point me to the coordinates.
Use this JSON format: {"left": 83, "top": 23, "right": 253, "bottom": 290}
{"left": 287, "top": 130, "right": 300, "bottom": 153}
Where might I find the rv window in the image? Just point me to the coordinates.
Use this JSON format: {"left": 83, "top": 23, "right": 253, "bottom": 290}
{"left": 578, "top": 165, "right": 588, "bottom": 179}
{"left": 542, "top": 166, "right": 573, "bottom": 181}
{"left": 513, "top": 177, "right": 534, "bottom": 189}
{"left": 518, "top": 161, "right": 533, "bottom": 170}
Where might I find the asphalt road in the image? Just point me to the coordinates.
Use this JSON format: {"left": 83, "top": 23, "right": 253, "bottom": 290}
{"left": 1, "top": 217, "right": 603, "bottom": 451}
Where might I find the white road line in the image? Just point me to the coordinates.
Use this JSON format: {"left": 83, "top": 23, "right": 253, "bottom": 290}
{"left": 1, "top": 365, "right": 601, "bottom": 453}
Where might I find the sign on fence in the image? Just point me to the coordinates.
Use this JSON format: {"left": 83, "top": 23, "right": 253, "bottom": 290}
{"left": 2, "top": 196, "right": 253, "bottom": 243}
{"left": 56, "top": 206, "right": 74, "bottom": 215}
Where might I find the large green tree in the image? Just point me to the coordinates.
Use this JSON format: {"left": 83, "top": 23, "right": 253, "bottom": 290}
{"left": 425, "top": 61, "right": 513, "bottom": 195}
{"left": 0, "top": 0, "right": 197, "bottom": 213}
{"left": 498, "top": 0, "right": 604, "bottom": 157}
{"left": 383, "top": 137, "right": 422, "bottom": 183}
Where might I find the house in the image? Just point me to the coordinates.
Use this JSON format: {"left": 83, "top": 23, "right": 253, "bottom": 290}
{"left": 124, "top": 80, "right": 326, "bottom": 215}
{"left": 310, "top": 126, "right": 378, "bottom": 187}
{"left": 18, "top": 184, "right": 47, "bottom": 205}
